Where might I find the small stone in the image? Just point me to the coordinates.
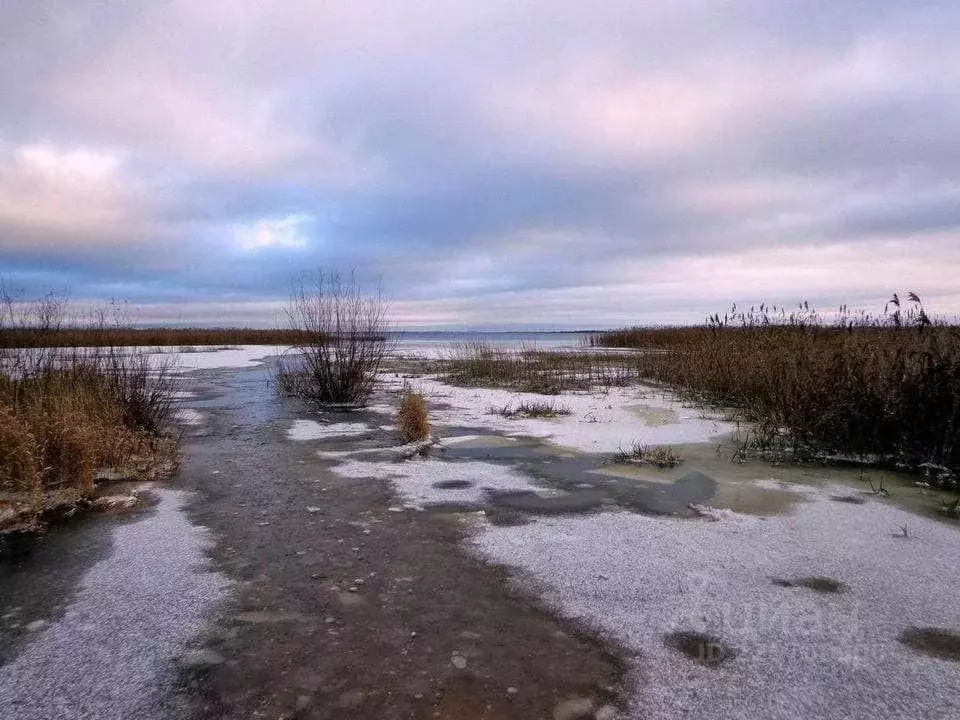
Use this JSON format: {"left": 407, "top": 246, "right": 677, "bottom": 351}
{"left": 25, "top": 619, "right": 46, "bottom": 632}
{"left": 506, "top": 687, "right": 518, "bottom": 695}
{"left": 306, "top": 506, "right": 322, "bottom": 514}
{"left": 553, "top": 697, "right": 595, "bottom": 720}
{"left": 337, "top": 690, "right": 364, "bottom": 708}
{"left": 256, "top": 521, "right": 270, "bottom": 527}
{"left": 181, "top": 649, "right": 225, "bottom": 670}
{"left": 595, "top": 705, "right": 618, "bottom": 720}
{"left": 451, "top": 653, "right": 468, "bottom": 669}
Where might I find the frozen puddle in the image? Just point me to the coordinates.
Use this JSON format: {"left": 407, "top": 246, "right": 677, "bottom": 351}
{"left": 286, "top": 420, "right": 372, "bottom": 441}
{"left": 331, "top": 456, "right": 542, "bottom": 509}
{"left": 175, "top": 408, "right": 204, "bottom": 425}
{"left": 471, "top": 483, "right": 960, "bottom": 720}
{"left": 0, "top": 490, "right": 230, "bottom": 720}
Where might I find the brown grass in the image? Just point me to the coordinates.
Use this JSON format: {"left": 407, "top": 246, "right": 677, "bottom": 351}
{"left": 442, "top": 342, "right": 636, "bottom": 393}
{"left": 397, "top": 389, "right": 430, "bottom": 442}
{"left": 593, "top": 295, "right": 960, "bottom": 482}
{"left": 1, "top": 290, "right": 181, "bottom": 533}
{"left": 0, "top": 326, "right": 313, "bottom": 349}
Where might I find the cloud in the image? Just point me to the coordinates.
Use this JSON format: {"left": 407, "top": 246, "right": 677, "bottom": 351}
{"left": 235, "top": 213, "right": 315, "bottom": 252}
{"left": 1, "top": 1, "right": 959, "bottom": 325}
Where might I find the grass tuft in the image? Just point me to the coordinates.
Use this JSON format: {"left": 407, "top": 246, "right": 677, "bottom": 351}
{"left": 397, "top": 388, "right": 430, "bottom": 442}
{"left": 612, "top": 441, "right": 683, "bottom": 468}
{"left": 490, "top": 401, "right": 572, "bottom": 419}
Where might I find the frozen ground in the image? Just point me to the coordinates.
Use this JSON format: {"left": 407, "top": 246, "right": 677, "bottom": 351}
{"left": 383, "top": 373, "right": 733, "bottom": 453}
{"left": 286, "top": 419, "right": 373, "bottom": 441}
{"left": 473, "top": 486, "right": 960, "bottom": 720}
{"left": 160, "top": 345, "right": 290, "bottom": 372}
{"left": 0, "top": 490, "right": 230, "bottom": 720}
{"left": 307, "top": 373, "right": 960, "bottom": 719}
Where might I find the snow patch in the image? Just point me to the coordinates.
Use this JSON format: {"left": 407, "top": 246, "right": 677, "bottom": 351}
{"left": 175, "top": 408, "right": 204, "bottom": 425}
{"left": 286, "top": 420, "right": 371, "bottom": 441}
{"left": 330, "top": 456, "right": 540, "bottom": 509}
{"left": 401, "top": 375, "right": 733, "bottom": 454}
{"left": 471, "top": 487, "right": 960, "bottom": 720}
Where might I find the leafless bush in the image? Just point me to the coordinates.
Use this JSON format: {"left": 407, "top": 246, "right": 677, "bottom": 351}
{"left": 277, "top": 271, "right": 394, "bottom": 405}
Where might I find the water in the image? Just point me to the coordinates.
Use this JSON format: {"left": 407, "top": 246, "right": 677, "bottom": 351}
{"left": 390, "top": 331, "right": 592, "bottom": 358}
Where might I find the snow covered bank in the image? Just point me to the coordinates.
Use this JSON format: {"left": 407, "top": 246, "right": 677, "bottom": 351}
{"left": 384, "top": 373, "right": 733, "bottom": 454}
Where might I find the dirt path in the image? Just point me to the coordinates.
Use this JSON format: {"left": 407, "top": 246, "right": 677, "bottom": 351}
{"left": 175, "top": 364, "right": 625, "bottom": 719}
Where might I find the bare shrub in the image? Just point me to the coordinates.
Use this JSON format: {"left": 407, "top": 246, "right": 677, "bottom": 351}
{"left": 397, "top": 388, "right": 430, "bottom": 442}
{"left": 278, "top": 271, "right": 394, "bottom": 405}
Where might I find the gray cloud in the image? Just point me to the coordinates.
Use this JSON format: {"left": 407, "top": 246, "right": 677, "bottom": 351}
{"left": 1, "top": 1, "right": 959, "bottom": 326}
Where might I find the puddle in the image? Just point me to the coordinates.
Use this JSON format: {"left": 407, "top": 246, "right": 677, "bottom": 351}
{"left": 441, "top": 435, "right": 518, "bottom": 449}
{"left": 898, "top": 627, "right": 960, "bottom": 662}
{"left": 663, "top": 631, "right": 737, "bottom": 666}
{"left": 709, "top": 481, "right": 803, "bottom": 516}
{"left": 772, "top": 577, "right": 846, "bottom": 594}
{"left": 433, "top": 479, "right": 474, "bottom": 490}
{"left": 627, "top": 404, "right": 679, "bottom": 427}
{"left": 486, "top": 489, "right": 608, "bottom": 515}
{"left": 591, "top": 465, "right": 679, "bottom": 486}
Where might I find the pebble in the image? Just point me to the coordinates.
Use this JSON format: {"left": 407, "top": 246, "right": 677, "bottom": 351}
{"left": 25, "top": 620, "right": 47, "bottom": 632}
{"left": 595, "top": 705, "right": 619, "bottom": 720}
{"left": 553, "top": 696, "right": 595, "bottom": 720}
{"left": 451, "top": 653, "right": 468, "bottom": 669}
{"left": 180, "top": 649, "right": 226, "bottom": 670}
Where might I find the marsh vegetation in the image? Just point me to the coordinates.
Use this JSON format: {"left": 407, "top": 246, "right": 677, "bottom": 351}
{"left": 0, "top": 290, "right": 179, "bottom": 533}
{"left": 594, "top": 295, "right": 960, "bottom": 485}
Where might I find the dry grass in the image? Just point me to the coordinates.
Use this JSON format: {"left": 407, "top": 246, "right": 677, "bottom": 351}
{"left": 594, "top": 295, "right": 960, "bottom": 483}
{"left": 490, "top": 401, "right": 572, "bottom": 419}
{"left": 442, "top": 342, "right": 638, "bottom": 393}
{"left": 0, "top": 326, "right": 312, "bottom": 349}
{"left": 1, "top": 290, "right": 181, "bottom": 533}
{"left": 611, "top": 441, "right": 683, "bottom": 468}
{"left": 397, "top": 388, "right": 430, "bottom": 442}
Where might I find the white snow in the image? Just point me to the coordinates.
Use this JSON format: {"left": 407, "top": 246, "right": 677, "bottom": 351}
{"left": 0, "top": 489, "right": 230, "bottom": 719}
{"left": 471, "top": 484, "right": 960, "bottom": 720}
{"left": 385, "top": 374, "right": 733, "bottom": 454}
{"left": 174, "top": 408, "right": 204, "bottom": 425}
{"left": 162, "top": 345, "right": 289, "bottom": 372}
{"left": 286, "top": 420, "right": 372, "bottom": 441}
{"left": 330, "top": 455, "right": 544, "bottom": 509}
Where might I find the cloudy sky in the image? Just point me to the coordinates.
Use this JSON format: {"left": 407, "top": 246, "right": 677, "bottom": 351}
{"left": 2, "top": 1, "right": 958, "bottom": 328}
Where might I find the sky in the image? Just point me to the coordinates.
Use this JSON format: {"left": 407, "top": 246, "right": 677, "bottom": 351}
{"left": 1, "top": 1, "right": 959, "bottom": 329}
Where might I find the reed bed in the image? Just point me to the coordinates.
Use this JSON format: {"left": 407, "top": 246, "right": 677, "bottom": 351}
{"left": 1, "top": 294, "right": 181, "bottom": 533}
{"left": 594, "top": 296, "right": 960, "bottom": 482}
{"left": 442, "top": 342, "right": 640, "bottom": 394}
{"left": 0, "top": 326, "right": 312, "bottom": 349}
